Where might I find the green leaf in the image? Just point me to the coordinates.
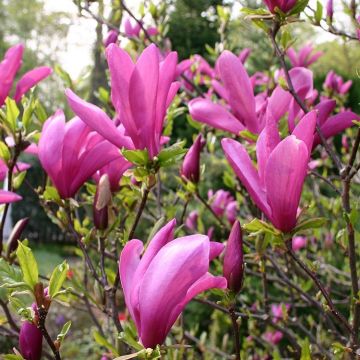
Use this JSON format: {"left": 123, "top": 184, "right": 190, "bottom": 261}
{"left": 16, "top": 242, "right": 39, "bottom": 290}
{"left": 241, "top": 7, "right": 269, "bottom": 15}
{"left": 314, "top": 0, "right": 323, "bottom": 24}
{"left": 54, "top": 64, "right": 73, "bottom": 89}
{"left": 350, "top": 208, "right": 360, "bottom": 233}
{"left": 243, "top": 218, "right": 282, "bottom": 237}
{"left": 291, "top": 217, "right": 327, "bottom": 234}
{"left": 13, "top": 171, "right": 27, "bottom": 190}
{"left": 5, "top": 97, "right": 19, "bottom": 133}
{"left": 239, "top": 130, "right": 258, "bottom": 141}
{"left": 280, "top": 30, "right": 293, "bottom": 50}
{"left": 9, "top": 296, "right": 32, "bottom": 320}
{"left": 49, "top": 261, "right": 69, "bottom": 298}
{"left": 300, "top": 337, "right": 311, "bottom": 359}
{"left": 22, "top": 97, "right": 36, "bottom": 131}
{"left": 93, "top": 329, "right": 119, "bottom": 356}
{"left": 122, "top": 149, "right": 149, "bottom": 166}
{"left": 43, "top": 186, "right": 61, "bottom": 202}
{"left": 3, "top": 355, "right": 24, "bottom": 360}
{"left": 57, "top": 320, "right": 72, "bottom": 342}
{"left": 34, "top": 101, "right": 48, "bottom": 123}
{"left": 113, "top": 352, "right": 146, "bottom": 360}
{"left": 157, "top": 141, "right": 187, "bottom": 167}
{"left": 0, "top": 141, "right": 11, "bottom": 162}
{"left": 0, "top": 259, "right": 24, "bottom": 287}
{"left": 288, "top": 0, "right": 309, "bottom": 15}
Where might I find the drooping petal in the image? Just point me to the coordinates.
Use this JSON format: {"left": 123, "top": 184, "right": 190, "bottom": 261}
{"left": 189, "top": 98, "right": 245, "bottom": 135}
{"left": 265, "top": 136, "right": 309, "bottom": 232}
{"left": 315, "top": 99, "right": 336, "bottom": 127}
{"left": 313, "top": 111, "right": 359, "bottom": 147}
{"left": 66, "top": 89, "right": 134, "bottom": 150}
{"left": 14, "top": 66, "right": 52, "bottom": 102}
{"left": 0, "top": 190, "right": 22, "bottom": 204}
{"left": 218, "top": 51, "right": 258, "bottom": 133}
{"left": 165, "top": 272, "right": 226, "bottom": 338}
{"left": 70, "top": 140, "right": 121, "bottom": 197}
{"left": 139, "top": 235, "right": 209, "bottom": 348}
{"left": 222, "top": 138, "right": 271, "bottom": 218}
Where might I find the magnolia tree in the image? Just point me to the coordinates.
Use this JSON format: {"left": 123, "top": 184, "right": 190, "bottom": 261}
{"left": 0, "top": 0, "right": 359, "bottom": 359}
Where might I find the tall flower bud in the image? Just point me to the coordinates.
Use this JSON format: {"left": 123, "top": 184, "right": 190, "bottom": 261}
{"left": 223, "top": 220, "right": 244, "bottom": 293}
{"left": 6, "top": 217, "right": 29, "bottom": 258}
{"left": 93, "top": 174, "right": 111, "bottom": 230}
{"left": 326, "top": 0, "right": 333, "bottom": 23}
{"left": 180, "top": 134, "right": 205, "bottom": 183}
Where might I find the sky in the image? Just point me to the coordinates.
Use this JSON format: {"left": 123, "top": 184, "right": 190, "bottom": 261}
{"left": 44, "top": 0, "right": 349, "bottom": 78}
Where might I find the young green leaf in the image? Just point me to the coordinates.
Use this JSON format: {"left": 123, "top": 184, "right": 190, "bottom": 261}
{"left": 57, "top": 320, "right": 72, "bottom": 342}
{"left": 16, "top": 242, "right": 39, "bottom": 290}
{"left": 49, "top": 261, "right": 69, "bottom": 298}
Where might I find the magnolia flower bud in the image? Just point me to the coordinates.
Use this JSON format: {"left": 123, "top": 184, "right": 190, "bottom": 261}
{"left": 103, "top": 29, "right": 119, "bottom": 48}
{"left": 93, "top": 175, "right": 111, "bottom": 230}
{"left": 223, "top": 221, "right": 244, "bottom": 293}
{"left": 6, "top": 217, "right": 29, "bottom": 257}
{"left": 180, "top": 134, "right": 205, "bottom": 183}
{"left": 19, "top": 321, "right": 43, "bottom": 360}
{"left": 326, "top": 0, "right": 333, "bottom": 22}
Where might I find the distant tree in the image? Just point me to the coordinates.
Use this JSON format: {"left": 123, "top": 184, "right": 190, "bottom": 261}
{"left": 167, "top": 0, "right": 224, "bottom": 59}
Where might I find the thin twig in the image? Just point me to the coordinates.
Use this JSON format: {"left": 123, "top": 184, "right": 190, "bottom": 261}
{"left": 286, "top": 244, "right": 353, "bottom": 337}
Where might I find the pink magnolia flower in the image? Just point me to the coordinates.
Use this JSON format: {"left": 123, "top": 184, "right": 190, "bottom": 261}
{"left": 103, "top": 29, "right": 119, "bottom": 47}
{"left": 208, "top": 189, "right": 235, "bottom": 217}
{"left": 180, "top": 134, "right": 205, "bottom": 183}
{"left": 223, "top": 221, "right": 244, "bottom": 293}
{"left": 263, "top": 330, "right": 283, "bottom": 345}
{"left": 66, "top": 44, "right": 179, "bottom": 159}
{"left": 324, "top": 71, "right": 352, "bottom": 95}
{"left": 177, "top": 54, "right": 215, "bottom": 91}
{"left": 0, "top": 44, "right": 52, "bottom": 106}
{"left": 0, "top": 190, "right": 22, "bottom": 204}
{"left": 271, "top": 303, "right": 290, "bottom": 322}
{"left": 38, "top": 110, "right": 122, "bottom": 199}
{"left": 124, "top": 18, "right": 141, "bottom": 38}
{"left": 263, "top": 0, "right": 297, "bottom": 13}
{"left": 185, "top": 210, "right": 198, "bottom": 231}
{"left": 292, "top": 236, "right": 308, "bottom": 251}
{"left": 286, "top": 45, "right": 323, "bottom": 68}
{"left": 147, "top": 26, "right": 159, "bottom": 36}
{"left": 189, "top": 51, "right": 312, "bottom": 136}
{"left": 222, "top": 111, "right": 317, "bottom": 233}
{"left": 119, "top": 219, "right": 226, "bottom": 348}
{"left": 19, "top": 321, "right": 43, "bottom": 360}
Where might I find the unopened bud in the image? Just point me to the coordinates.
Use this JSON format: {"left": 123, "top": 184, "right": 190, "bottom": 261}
{"left": 6, "top": 217, "right": 29, "bottom": 258}
{"left": 93, "top": 175, "right": 111, "bottom": 230}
